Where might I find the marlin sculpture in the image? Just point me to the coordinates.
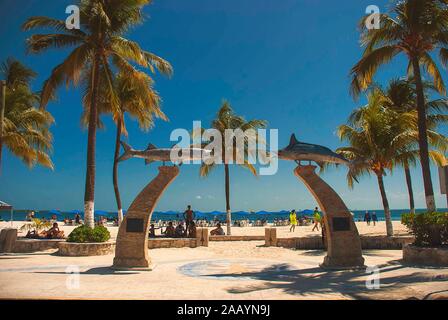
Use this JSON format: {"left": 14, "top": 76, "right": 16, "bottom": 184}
{"left": 278, "top": 134, "right": 349, "bottom": 168}
{"left": 117, "top": 141, "right": 212, "bottom": 165}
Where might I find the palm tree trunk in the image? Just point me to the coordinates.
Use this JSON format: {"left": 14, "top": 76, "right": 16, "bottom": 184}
{"left": 224, "top": 163, "right": 231, "bottom": 235}
{"left": 404, "top": 165, "right": 415, "bottom": 214}
{"left": 0, "top": 80, "right": 6, "bottom": 176}
{"left": 113, "top": 116, "right": 123, "bottom": 225}
{"left": 83, "top": 54, "right": 101, "bottom": 228}
{"left": 412, "top": 57, "right": 436, "bottom": 212}
{"left": 376, "top": 173, "right": 393, "bottom": 236}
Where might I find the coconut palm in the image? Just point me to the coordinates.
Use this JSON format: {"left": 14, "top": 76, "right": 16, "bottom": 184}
{"left": 350, "top": 0, "right": 448, "bottom": 211}
{"left": 337, "top": 89, "right": 417, "bottom": 236}
{"left": 111, "top": 70, "right": 171, "bottom": 224}
{"left": 22, "top": 0, "right": 167, "bottom": 227}
{"left": 378, "top": 79, "right": 448, "bottom": 213}
{"left": 199, "top": 101, "right": 267, "bottom": 235}
{"left": 0, "top": 58, "right": 54, "bottom": 173}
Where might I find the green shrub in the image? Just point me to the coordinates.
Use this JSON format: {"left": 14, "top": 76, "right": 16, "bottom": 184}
{"left": 401, "top": 212, "right": 448, "bottom": 247}
{"left": 90, "top": 226, "right": 111, "bottom": 242}
{"left": 67, "top": 225, "right": 111, "bottom": 243}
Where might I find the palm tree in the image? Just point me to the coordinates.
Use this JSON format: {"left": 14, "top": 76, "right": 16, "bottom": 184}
{"left": 337, "top": 89, "right": 417, "bottom": 236}
{"left": 0, "top": 58, "right": 54, "bottom": 173}
{"left": 23, "top": 0, "right": 164, "bottom": 227}
{"left": 111, "top": 70, "right": 171, "bottom": 224}
{"left": 350, "top": 0, "right": 448, "bottom": 212}
{"left": 379, "top": 79, "right": 448, "bottom": 214}
{"left": 199, "top": 101, "right": 266, "bottom": 235}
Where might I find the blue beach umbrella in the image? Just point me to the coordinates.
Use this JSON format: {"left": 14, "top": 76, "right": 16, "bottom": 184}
{"left": 94, "top": 210, "right": 112, "bottom": 218}
{"left": 48, "top": 209, "right": 63, "bottom": 215}
{"left": 68, "top": 210, "right": 82, "bottom": 215}
{"left": 195, "top": 212, "right": 209, "bottom": 219}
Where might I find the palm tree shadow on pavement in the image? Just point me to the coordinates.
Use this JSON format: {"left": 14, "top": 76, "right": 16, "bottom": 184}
{"left": 208, "top": 263, "right": 448, "bottom": 299}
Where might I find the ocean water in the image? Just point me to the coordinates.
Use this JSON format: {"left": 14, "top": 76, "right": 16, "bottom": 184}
{"left": 1, "top": 208, "right": 445, "bottom": 223}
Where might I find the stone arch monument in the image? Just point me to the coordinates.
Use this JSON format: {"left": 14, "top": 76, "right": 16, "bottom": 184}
{"left": 113, "top": 166, "right": 179, "bottom": 270}
{"left": 113, "top": 135, "right": 364, "bottom": 270}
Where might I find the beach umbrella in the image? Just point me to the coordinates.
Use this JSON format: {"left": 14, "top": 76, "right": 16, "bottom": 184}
{"left": 94, "top": 210, "right": 112, "bottom": 219}
{"left": 195, "top": 212, "right": 209, "bottom": 219}
{"left": 68, "top": 209, "right": 82, "bottom": 215}
{"left": 301, "top": 209, "right": 314, "bottom": 215}
{"left": 48, "top": 209, "right": 63, "bottom": 215}
{"left": 0, "top": 200, "right": 13, "bottom": 227}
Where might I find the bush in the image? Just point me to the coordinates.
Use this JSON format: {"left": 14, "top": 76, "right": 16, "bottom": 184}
{"left": 67, "top": 225, "right": 111, "bottom": 243}
{"left": 90, "top": 226, "right": 111, "bottom": 242}
{"left": 401, "top": 212, "right": 448, "bottom": 247}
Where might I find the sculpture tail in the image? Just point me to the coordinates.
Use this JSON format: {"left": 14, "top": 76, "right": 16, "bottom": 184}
{"left": 117, "top": 141, "right": 134, "bottom": 162}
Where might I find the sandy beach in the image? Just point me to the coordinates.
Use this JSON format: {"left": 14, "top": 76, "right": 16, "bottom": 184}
{"left": 0, "top": 220, "right": 411, "bottom": 240}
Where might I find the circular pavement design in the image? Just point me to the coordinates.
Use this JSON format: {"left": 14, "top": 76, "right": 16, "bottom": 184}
{"left": 177, "top": 259, "right": 318, "bottom": 281}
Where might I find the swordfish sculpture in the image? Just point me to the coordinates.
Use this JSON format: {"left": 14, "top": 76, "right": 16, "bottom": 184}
{"left": 278, "top": 134, "right": 349, "bottom": 168}
{"left": 117, "top": 141, "right": 212, "bottom": 165}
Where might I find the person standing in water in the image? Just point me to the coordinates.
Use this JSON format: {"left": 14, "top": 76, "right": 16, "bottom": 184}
{"left": 289, "top": 210, "right": 297, "bottom": 232}
{"left": 312, "top": 207, "right": 321, "bottom": 232}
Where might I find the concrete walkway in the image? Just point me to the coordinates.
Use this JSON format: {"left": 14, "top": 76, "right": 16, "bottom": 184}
{"left": 0, "top": 241, "right": 447, "bottom": 300}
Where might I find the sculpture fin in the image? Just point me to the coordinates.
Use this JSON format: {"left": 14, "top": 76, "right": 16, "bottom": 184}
{"left": 289, "top": 134, "right": 299, "bottom": 147}
{"left": 146, "top": 143, "right": 157, "bottom": 151}
{"left": 117, "top": 141, "right": 134, "bottom": 162}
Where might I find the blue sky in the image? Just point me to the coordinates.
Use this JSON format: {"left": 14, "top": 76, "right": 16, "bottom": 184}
{"left": 0, "top": 0, "right": 447, "bottom": 212}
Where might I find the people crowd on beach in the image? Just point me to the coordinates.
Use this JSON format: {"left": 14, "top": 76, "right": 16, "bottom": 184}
{"left": 19, "top": 205, "right": 339, "bottom": 239}
{"left": 363, "top": 211, "right": 378, "bottom": 226}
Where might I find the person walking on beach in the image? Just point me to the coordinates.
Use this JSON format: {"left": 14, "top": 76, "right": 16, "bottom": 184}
{"left": 364, "top": 211, "right": 371, "bottom": 226}
{"left": 183, "top": 205, "right": 195, "bottom": 231}
{"left": 289, "top": 210, "right": 297, "bottom": 232}
{"left": 372, "top": 212, "right": 378, "bottom": 226}
{"left": 312, "top": 207, "right": 321, "bottom": 232}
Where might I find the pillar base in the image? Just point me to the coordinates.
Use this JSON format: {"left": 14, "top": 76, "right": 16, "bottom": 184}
{"left": 319, "top": 255, "right": 365, "bottom": 271}
{"left": 112, "top": 257, "right": 153, "bottom": 270}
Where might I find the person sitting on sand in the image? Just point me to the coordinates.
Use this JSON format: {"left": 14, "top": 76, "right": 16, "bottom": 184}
{"left": 188, "top": 221, "right": 197, "bottom": 238}
{"left": 41, "top": 223, "right": 65, "bottom": 239}
{"left": 210, "top": 223, "right": 225, "bottom": 236}
{"left": 163, "top": 221, "right": 175, "bottom": 238}
{"left": 175, "top": 222, "right": 185, "bottom": 238}
{"left": 289, "top": 210, "right": 297, "bottom": 232}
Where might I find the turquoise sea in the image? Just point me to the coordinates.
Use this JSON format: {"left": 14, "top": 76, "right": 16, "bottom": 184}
{"left": 1, "top": 208, "right": 446, "bottom": 223}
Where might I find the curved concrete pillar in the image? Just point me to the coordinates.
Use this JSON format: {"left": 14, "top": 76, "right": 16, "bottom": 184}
{"left": 294, "top": 165, "right": 364, "bottom": 269}
{"left": 113, "top": 166, "right": 180, "bottom": 270}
